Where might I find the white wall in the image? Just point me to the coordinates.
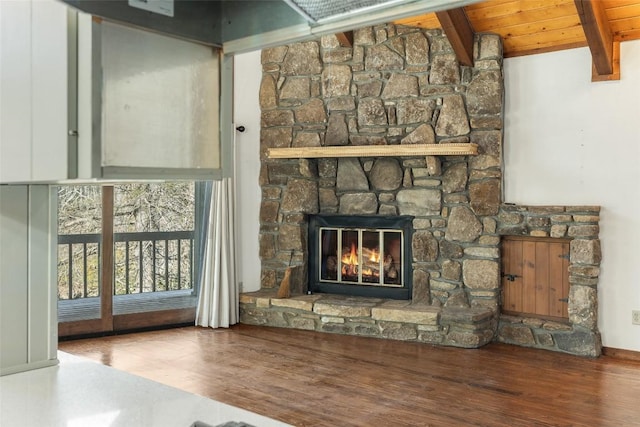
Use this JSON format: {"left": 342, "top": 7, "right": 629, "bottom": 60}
{"left": 504, "top": 40, "right": 640, "bottom": 352}
{"left": 234, "top": 51, "right": 262, "bottom": 292}
{"left": 234, "top": 41, "right": 640, "bottom": 351}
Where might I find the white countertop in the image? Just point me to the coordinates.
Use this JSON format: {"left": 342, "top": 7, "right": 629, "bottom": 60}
{"left": 0, "top": 351, "right": 291, "bottom": 427}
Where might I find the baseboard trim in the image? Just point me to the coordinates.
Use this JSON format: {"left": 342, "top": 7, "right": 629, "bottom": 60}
{"left": 602, "top": 347, "right": 640, "bottom": 362}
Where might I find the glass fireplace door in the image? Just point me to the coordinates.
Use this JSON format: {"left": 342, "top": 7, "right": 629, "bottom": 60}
{"left": 319, "top": 227, "right": 403, "bottom": 288}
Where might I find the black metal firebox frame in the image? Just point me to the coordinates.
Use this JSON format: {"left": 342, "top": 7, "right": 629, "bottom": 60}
{"left": 308, "top": 214, "right": 414, "bottom": 300}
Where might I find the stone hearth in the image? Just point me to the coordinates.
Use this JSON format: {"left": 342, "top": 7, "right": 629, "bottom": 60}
{"left": 241, "top": 290, "right": 495, "bottom": 347}
{"left": 245, "top": 23, "right": 602, "bottom": 357}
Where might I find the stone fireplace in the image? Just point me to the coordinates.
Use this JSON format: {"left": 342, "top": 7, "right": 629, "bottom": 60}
{"left": 308, "top": 214, "right": 413, "bottom": 299}
{"left": 240, "top": 23, "right": 602, "bottom": 357}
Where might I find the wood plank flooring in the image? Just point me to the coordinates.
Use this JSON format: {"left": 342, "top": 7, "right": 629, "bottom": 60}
{"left": 59, "top": 325, "right": 640, "bottom": 427}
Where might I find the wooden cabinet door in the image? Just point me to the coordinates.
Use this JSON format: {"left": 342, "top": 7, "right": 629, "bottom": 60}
{"left": 501, "top": 236, "right": 569, "bottom": 319}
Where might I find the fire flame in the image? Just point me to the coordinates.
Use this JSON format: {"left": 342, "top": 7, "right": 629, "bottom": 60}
{"left": 342, "top": 242, "right": 359, "bottom": 276}
{"left": 341, "top": 243, "right": 381, "bottom": 279}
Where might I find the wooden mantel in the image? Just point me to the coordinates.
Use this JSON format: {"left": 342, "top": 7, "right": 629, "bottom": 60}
{"left": 267, "top": 143, "right": 478, "bottom": 159}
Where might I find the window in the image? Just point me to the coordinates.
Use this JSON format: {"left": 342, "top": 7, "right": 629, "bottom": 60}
{"left": 57, "top": 182, "right": 206, "bottom": 336}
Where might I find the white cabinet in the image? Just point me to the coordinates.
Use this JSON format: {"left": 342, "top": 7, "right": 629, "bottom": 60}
{"left": 0, "top": 185, "right": 57, "bottom": 376}
{"left": 0, "top": 0, "right": 71, "bottom": 183}
{"left": 0, "top": 0, "right": 227, "bottom": 184}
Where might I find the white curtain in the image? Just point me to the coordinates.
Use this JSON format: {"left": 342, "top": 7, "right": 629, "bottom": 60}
{"left": 195, "top": 178, "right": 238, "bottom": 328}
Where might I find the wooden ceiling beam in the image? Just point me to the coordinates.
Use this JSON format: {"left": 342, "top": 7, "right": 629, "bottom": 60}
{"left": 435, "top": 8, "right": 475, "bottom": 66}
{"left": 574, "top": 0, "right": 618, "bottom": 79}
{"left": 335, "top": 31, "right": 353, "bottom": 48}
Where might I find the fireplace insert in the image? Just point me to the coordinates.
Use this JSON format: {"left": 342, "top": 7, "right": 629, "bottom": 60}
{"left": 308, "top": 215, "right": 413, "bottom": 299}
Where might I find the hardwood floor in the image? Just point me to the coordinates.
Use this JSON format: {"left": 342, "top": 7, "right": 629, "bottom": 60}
{"left": 59, "top": 325, "right": 640, "bottom": 427}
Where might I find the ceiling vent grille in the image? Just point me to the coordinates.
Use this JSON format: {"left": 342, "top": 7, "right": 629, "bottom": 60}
{"left": 284, "top": 0, "right": 414, "bottom": 23}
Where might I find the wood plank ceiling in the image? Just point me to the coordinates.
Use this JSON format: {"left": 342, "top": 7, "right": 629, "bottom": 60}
{"left": 394, "top": 0, "right": 640, "bottom": 80}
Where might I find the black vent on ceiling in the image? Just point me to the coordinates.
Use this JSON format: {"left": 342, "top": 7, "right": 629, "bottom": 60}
{"left": 286, "top": 0, "right": 408, "bottom": 22}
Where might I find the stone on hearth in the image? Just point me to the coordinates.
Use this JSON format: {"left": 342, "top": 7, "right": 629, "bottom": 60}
{"left": 319, "top": 188, "right": 339, "bottom": 210}
{"left": 358, "top": 98, "right": 387, "bottom": 126}
{"left": 483, "top": 218, "right": 497, "bottom": 234}
{"left": 295, "top": 98, "right": 326, "bottom": 123}
{"left": 259, "top": 74, "right": 277, "bottom": 109}
{"left": 478, "top": 34, "right": 502, "bottom": 60}
{"left": 314, "top": 300, "right": 376, "bottom": 317}
{"left": 322, "top": 64, "right": 352, "bottom": 97}
{"left": 440, "top": 240, "right": 463, "bottom": 259}
{"left": 405, "top": 31, "right": 429, "bottom": 65}
{"left": 281, "top": 41, "right": 322, "bottom": 75}
{"left": 470, "top": 130, "right": 502, "bottom": 156}
{"left": 339, "top": 193, "right": 378, "bottom": 214}
{"left": 498, "top": 211, "right": 522, "bottom": 225}
{"left": 445, "top": 206, "right": 482, "bottom": 242}
{"left": 259, "top": 233, "right": 275, "bottom": 259}
{"left": 429, "top": 54, "right": 460, "bottom": 85}
{"left": 380, "top": 323, "right": 418, "bottom": 341}
{"left": 260, "top": 201, "right": 279, "bottom": 223}
{"left": 401, "top": 123, "right": 435, "bottom": 145}
{"left": 469, "top": 180, "right": 501, "bottom": 216}
{"left": 412, "top": 231, "right": 439, "bottom": 262}
{"left": 569, "top": 285, "right": 598, "bottom": 329}
{"left": 365, "top": 44, "right": 404, "bottom": 71}
{"left": 372, "top": 304, "right": 438, "bottom": 325}
{"left": 426, "top": 156, "right": 441, "bottom": 176}
{"left": 281, "top": 179, "right": 318, "bottom": 213}
{"left": 442, "top": 162, "right": 468, "bottom": 193}
{"left": 278, "top": 224, "right": 305, "bottom": 251}
{"left": 470, "top": 116, "right": 502, "bottom": 130}
{"left": 378, "top": 204, "right": 397, "bottom": 215}
{"left": 413, "top": 269, "right": 431, "bottom": 304}
{"left": 382, "top": 73, "right": 419, "bottom": 98}
{"left": 464, "top": 247, "right": 499, "bottom": 258}
{"left": 397, "top": 99, "right": 435, "bottom": 125}
{"left": 336, "top": 158, "right": 369, "bottom": 191}
{"left": 323, "top": 47, "right": 353, "bottom": 63}
{"left": 261, "top": 270, "right": 277, "bottom": 289}
{"left": 570, "top": 239, "right": 601, "bottom": 264}
{"left": 325, "top": 113, "right": 349, "bottom": 146}
{"left": 569, "top": 265, "right": 600, "bottom": 278}
{"left": 318, "top": 158, "right": 337, "bottom": 178}
{"left": 555, "top": 330, "right": 601, "bottom": 357}
{"left": 349, "top": 135, "right": 387, "bottom": 146}
{"left": 568, "top": 225, "right": 599, "bottom": 238}
{"left": 435, "top": 95, "right": 470, "bottom": 137}
{"left": 369, "top": 158, "right": 403, "bottom": 191}
{"left": 466, "top": 71, "right": 502, "bottom": 115}
{"left": 462, "top": 259, "right": 500, "bottom": 290}
{"left": 299, "top": 159, "right": 317, "bottom": 178}
{"left": 327, "top": 97, "right": 356, "bottom": 111}
{"left": 262, "top": 187, "right": 281, "bottom": 200}
{"left": 293, "top": 132, "right": 321, "bottom": 147}
{"left": 354, "top": 27, "right": 375, "bottom": 45}
{"left": 442, "top": 260, "right": 461, "bottom": 281}
{"left": 289, "top": 317, "right": 317, "bottom": 330}
{"left": 280, "top": 77, "right": 310, "bottom": 100}
{"left": 444, "top": 290, "right": 469, "bottom": 308}
{"left": 469, "top": 154, "right": 500, "bottom": 170}
{"left": 499, "top": 324, "right": 535, "bottom": 345}
{"left": 262, "top": 46, "right": 288, "bottom": 64}
{"left": 260, "top": 127, "right": 292, "bottom": 150}
{"left": 397, "top": 188, "right": 441, "bottom": 215}
{"left": 261, "top": 110, "right": 294, "bottom": 127}
{"left": 357, "top": 80, "right": 383, "bottom": 98}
